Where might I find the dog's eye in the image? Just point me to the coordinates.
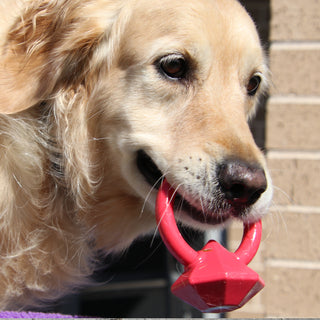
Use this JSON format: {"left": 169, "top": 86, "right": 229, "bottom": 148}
{"left": 247, "top": 75, "right": 261, "bottom": 96}
{"left": 158, "top": 54, "right": 188, "bottom": 79}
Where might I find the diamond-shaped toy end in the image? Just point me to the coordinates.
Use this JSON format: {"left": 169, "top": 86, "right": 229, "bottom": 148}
{"left": 171, "top": 241, "right": 265, "bottom": 313}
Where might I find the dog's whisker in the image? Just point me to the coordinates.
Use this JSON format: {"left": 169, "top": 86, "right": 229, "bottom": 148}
{"left": 270, "top": 200, "right": 288, "bottom": 233}
{"left": 91, "top": 136, "right": 111, "bottom": 142}
{"left": 88, "top": 108, "right": 105, "bottom": 121}
{"left": 177, "top": 191, "right": 186, "bottom": 212}
{"left": 144, "top": 170, "right": 171, "bottom": 247}
{"left": 259, "top": 201, "right": 287, "bottom": 248}
{"left": 169, "top": 183, "right": 182, "bottom": 206}
{"left": 12, "top": 174, "right": 23, "bottom": 189}
{"left": 139, "top": 240, "right": 163, "bottom": 264}
{"left": 140, "top": 170, "right": 170, "bottom": 218}
{"left": 272, "top": 185, "right": 293, "bottom": 204}
{"left": 199, "top": 195, "right": 207, "bottom": 223}
{"left": 151, "top": 182, "right": 183, "bottom": 247}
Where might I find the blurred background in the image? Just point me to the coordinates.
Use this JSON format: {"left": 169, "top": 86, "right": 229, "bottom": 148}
{"left": 51, "top": 0, "right": 320, "bottom": 317}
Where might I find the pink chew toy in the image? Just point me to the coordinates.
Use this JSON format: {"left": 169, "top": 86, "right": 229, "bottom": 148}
{"left": 156, "top": 179, "right": 265, "bottom": 313}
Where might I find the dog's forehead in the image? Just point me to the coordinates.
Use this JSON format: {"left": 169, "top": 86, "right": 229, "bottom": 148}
{"left": 120, "top": 0, "right": 263, "bottom": 69}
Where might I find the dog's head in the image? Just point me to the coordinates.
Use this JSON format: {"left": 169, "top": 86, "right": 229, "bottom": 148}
{"left": 98, "top": 0, "right": 273, "bottom": 230}
{"left": 0, "top": 0, "right": 272, "bottom": 247}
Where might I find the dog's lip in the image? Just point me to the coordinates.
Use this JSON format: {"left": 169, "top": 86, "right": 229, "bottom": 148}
{"left": 174, "top": 194, "right": 231, "bottom": 225}
{"left": 136, "top": 149, "right": 232, "bottom": 225}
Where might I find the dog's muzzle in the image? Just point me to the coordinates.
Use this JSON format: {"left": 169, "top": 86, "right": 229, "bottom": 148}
{"left": 136, "top": 149, "right": 267, "bottom": 224}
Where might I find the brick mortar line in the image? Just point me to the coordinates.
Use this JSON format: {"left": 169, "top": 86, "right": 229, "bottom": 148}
{"left": 266, "top": 259, "right": 320, "bottom": 270}
{"left": 267, "top": 150, "right": 320, "bottom": 160}
{"left": 270, "top": 205, "right": 320, "bottom": 214}
{"left": 270, "top": 41, "right": 320, "bottom": 50}
{"left": 268, "top": 95, "right": 320, "bottom": 104}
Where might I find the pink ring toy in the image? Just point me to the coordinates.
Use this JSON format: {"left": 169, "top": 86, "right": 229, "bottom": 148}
{"left": 156, "top": 179, "right": 265, "bottom": 313}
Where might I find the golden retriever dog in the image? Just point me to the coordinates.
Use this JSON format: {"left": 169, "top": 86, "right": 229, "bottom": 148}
{"left": 0, "top": 0, "right": 273, "bottom": 310}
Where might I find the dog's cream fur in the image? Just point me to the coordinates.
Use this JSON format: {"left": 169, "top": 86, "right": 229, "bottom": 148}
{"left": 0, "top": 0, "right": 272, "bottom": 309}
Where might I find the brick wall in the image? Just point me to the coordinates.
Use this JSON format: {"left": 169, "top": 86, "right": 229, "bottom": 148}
{"left": 228, "top": 0, "right": 320, "bottom": 317}
{"left": 264, "top": 0, "right": 320, "bottom": 316}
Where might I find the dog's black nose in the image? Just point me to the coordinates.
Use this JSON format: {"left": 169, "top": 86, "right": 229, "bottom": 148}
{"left": 218, "top": 160, "right": 267, "bottom": 208}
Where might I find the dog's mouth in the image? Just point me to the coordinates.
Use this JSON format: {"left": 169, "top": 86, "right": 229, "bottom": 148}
{"left": 136, "top": 150, "right": 231, "bottom": 225}
{"left": 136, "top": 150, "right": 164, "bottom": 190}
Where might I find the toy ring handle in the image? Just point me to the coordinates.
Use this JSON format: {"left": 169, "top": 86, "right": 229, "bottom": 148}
{"left": 156, "top": 179, "right": 262, "bottom": 267}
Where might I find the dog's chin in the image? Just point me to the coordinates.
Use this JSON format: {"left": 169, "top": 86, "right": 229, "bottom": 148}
{"left": 136, "top": 149, "right": 246, "bottom": 228}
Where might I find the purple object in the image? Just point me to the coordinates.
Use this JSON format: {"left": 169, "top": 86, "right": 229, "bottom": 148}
{"left": 0, "top": 311, "right": 77, "bottom": 318}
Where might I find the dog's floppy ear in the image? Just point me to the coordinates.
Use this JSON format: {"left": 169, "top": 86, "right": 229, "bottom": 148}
{"left": 0, "top": 0, "right": 127, "bottom": 114}
{"left": 0, "top": 55, "right": 45, "bottom": 114}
